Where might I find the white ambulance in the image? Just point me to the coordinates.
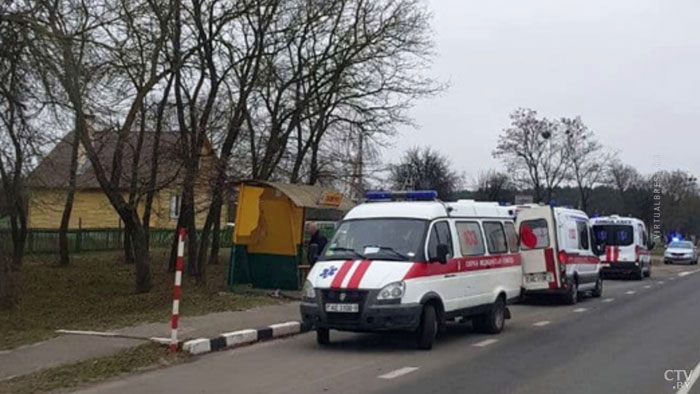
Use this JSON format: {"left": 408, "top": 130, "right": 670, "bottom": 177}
{"left": 515, "top": 204, "right": 604, "bottom": 304}
{"left": 590, "top": 215, "right": 653, "bottom": 280}
{"left": 300, "top": 192, "right": 522, "bottom": 350}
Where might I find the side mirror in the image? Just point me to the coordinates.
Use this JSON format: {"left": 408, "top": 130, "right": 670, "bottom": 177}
{"left": 308, "top": 243, "right": 319, "bottom": 265}
{"left": 592, "top": 243, "right": 605, "bottom": 256}
{"left": 435, "top": 244, "right": 450, "bottom": 264}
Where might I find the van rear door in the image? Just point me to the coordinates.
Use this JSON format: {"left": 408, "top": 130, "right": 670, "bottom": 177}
{"left": 517, "top": 207, "right": 560, "bottom": 290}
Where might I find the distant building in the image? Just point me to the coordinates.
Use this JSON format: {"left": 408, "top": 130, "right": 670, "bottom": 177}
{"left": 26, "top": 130, "right": 225, "bottom": 229}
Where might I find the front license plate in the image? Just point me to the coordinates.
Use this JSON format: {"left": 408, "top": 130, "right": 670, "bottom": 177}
{"left": 325, "top": 303, "right": 359, "bottom": 313}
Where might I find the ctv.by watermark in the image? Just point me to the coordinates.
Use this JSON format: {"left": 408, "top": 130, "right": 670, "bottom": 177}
{"left": 665, "top": 369, "right": 694, "bottom": 390}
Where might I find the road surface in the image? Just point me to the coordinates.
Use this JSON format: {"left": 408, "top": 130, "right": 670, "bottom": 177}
{"left": 77, "top": 264, "right": 700, "bottom": 394}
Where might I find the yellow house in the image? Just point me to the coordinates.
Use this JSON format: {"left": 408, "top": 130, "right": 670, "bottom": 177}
{"left": 26, "top": 130, "right": 225, "bottom": 230}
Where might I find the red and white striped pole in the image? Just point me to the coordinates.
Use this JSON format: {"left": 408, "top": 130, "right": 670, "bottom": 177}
{"left": 170, "top": 227, "right": 186, "bottom": 352}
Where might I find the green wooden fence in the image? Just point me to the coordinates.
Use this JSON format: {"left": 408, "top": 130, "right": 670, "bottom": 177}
{"left": 0, "top": 227, "right": 233, "bottom": 254}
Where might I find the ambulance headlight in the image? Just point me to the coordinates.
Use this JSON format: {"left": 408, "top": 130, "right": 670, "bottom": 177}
{"left": 377, "top": 281, "right": 405, "bottom": 300}
{"left": 302, "top": 280, "right": 316, "bottom": 300}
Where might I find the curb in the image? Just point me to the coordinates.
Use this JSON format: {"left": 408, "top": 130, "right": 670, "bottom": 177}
{"left": 182, "top": 321, "right": 312, "bottom": 355}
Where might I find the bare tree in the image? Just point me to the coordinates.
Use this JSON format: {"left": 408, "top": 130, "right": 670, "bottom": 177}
{"left": 8, "top": 0, "right": 173, "bottom": 293}
{"left": 474, "top": 170, "right": 513, "bottom": 202}
{"left": 390, "top": 146, "right": 461, "bottom": 199}
{"left": 561, "top": 116, "right": 608, "bottom": 212}
{"left": 493, "top": 108, "right": 548, "bottom": 202}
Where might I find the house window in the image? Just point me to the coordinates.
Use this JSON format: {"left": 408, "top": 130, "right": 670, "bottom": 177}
{"left": 170, "top": 194, "right": 181, "bottom": 219}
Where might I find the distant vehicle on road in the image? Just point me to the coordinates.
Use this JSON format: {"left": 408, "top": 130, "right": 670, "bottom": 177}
{"left": 591, "top": 215, "right": 653, "bottom": 280}
{"left": 300, "top": 191, "right": 522, "bottom": 350}
{"left": 664, "top": 240, "right": 698, "bottom": 265}
{"left": 515, "top": 204, "right": 604, "bottom": 304}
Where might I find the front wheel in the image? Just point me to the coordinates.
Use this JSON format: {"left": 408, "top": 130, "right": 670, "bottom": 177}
{"left": 416, "top": 304, "right": 437, "bottom": 350}
{"left": 316, "top": 328, "right": 330, "bottom": 346}
{"left": 592, "top": 276, "right": 603, "bottom": 297}
{"left": 474, "top": 297, "right": 506, "bottom": 334}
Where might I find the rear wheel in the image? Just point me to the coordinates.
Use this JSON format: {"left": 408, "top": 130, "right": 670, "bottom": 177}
{"left": 592, "top": 275, "right": 603, "bottom": 298}
{"left": 635, "top": 267, "right": 644, "bottom": 280}
{"left": 563, "top": 279, "right": 578, "bottom": 305}
{"left": 416, "top": 304, "right": 437, "bottom": 350}
{"left": 474, "top": 297, "right": 506, "bottom": 334}
{"left": 644, "top": 263, "right": 651, "bottom": 277}
{"left": 316, "top": 328, "right": 330, "bottom": 346}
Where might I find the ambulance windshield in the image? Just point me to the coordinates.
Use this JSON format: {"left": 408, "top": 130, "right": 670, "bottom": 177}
{"left": 320, "top": 218, "right": 428, "bottom": 262}
{"left": 593, "top": 225, "right": 633, "bottom": 246}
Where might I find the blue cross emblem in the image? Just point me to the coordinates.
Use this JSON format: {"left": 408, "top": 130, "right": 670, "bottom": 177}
{"left": 320, "top": 266, "right": 338, "bottom": 279}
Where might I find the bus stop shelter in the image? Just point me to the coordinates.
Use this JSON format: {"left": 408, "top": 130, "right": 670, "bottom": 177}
{"left": 228, "top": 181, "right": 353, "bottom": 290}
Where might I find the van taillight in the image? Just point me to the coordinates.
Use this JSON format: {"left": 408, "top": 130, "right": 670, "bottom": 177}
{"left": 558, "top": 251, "right": 567, "bottom": 264}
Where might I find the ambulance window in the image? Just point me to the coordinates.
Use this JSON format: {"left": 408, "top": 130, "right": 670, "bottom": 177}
{"left": 483, "top": 221, "right": 508, "bottom": 254}
{"left": 520, "top": 219, "right": 550, "bottom": 249}
{"left": 577, "top": 221, "right": 590, "bottom": 250}
{"left": 427, "top": 221, "right": 453, "bottom": 258}
{"left": 455, "top": 222, "right": 485, "bottom": 256}
{"left": 504, "top": 222, "right": 519, "bottom": 252}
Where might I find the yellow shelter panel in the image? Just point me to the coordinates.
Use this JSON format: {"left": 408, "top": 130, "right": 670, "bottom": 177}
{"left": 234, "top": 185, "right": 264, "bottom": 244}
{"left": 247, "top": 196, "right": 303, "bottom": 256}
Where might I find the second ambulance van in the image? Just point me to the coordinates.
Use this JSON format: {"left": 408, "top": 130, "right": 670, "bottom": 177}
{"left": 300, "top": 192, "right": 522, "bottom": 350}
{"left": 515, "top": 204, "right": 604, "bottom": 304}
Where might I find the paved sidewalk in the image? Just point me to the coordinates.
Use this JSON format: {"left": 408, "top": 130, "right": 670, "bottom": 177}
{"left": 0, "top": 301, "right": 299, "bottom": 380}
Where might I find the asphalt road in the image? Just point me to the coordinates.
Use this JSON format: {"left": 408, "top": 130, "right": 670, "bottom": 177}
{"left": 77, "top": 264, "right": 700, "bottom": 394}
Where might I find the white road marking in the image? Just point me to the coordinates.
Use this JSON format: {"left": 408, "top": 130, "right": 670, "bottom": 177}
{"left": 378, "top": 367, "right": 419, "bottom": 380}
{"left": 573, "top": 308, "right": 587, "bottom": 313}
{"left": 658, "top": 281, "right": 665, "bottom": 284}
{"left": 473, "top": 339, "right": 499, "bottom": 347}
{"left": 676, "top": 358, "right": 700, "bottom": 394}
{"left": 643, "top": 285, "right": 651, "bottom": 289}
{"left": 603, "top": 298, "right": 615, "bottom": 303}
{"left": 679, "top": 270, "right": 700, "bottom": 277}
{"left": 533, "top": 320, "right": 551, "bottom": 327}
{"left": 626, "top": 291, "right": 636, "bottom": 295}
{"left": 669, "top": 277, "right": 676, "bottom": 280}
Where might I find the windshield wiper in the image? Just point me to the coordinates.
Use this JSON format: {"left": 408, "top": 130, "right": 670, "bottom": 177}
{"left": 327, "top": 247, "right": 366, "bottom": 259}
{"left": 364, "top": 245, "right": 410, "bottom": 260}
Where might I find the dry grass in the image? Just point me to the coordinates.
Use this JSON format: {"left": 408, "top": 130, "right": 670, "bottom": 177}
{"left": 0, "top": 248, "right": 280, "bottom": 350}
{"left": 0, "top": 343, "right": 189, "bottom": 394}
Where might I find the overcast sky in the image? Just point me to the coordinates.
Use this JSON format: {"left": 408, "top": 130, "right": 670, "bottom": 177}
{"left": 389, "top": 0, "right": 700, "bottom": 187}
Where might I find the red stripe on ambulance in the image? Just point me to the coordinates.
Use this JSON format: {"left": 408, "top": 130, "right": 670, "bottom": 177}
{"left": 346, "top": 260, "right": 371, "bottom": 289}
{"left": 544, "top": 248, "right": 558, "bottom": 289}
{"left": 330, "top": 260, "right": 354, "bottom": 289}
{"left": 402, "top": 254, "right": 521, "bottom": 280}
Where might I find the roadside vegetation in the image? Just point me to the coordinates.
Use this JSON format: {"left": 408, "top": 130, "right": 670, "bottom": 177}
{"left": 0, "top": 343, "right": 189, "bottom": 394}
{"left": 0, "top": 249, "right": 280, "bottom": 350}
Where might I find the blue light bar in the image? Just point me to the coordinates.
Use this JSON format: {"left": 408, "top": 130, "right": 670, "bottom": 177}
{"left": 365, "top": 190, "right": 438, "bottom": 201}
{"left": 672, "top": 237, "right": 681, "bottom": 242}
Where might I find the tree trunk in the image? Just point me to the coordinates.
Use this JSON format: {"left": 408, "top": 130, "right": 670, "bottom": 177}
{"left": 58, "top": 129, "right": 81, "bottom": 266}
{"left": 123, "top": 226, "right": 135, "bottom": 264}
{"left": 0, "top": 253, "right": 15, "bottom": 311}
{"left": 129, "top": 223, "right": 151, "bottom": 293}
{"left": 208, "top": 206, "right": 222, "bottom": 266}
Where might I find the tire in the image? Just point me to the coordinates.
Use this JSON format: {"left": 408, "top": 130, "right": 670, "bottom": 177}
{"left": 563, "top": 279, "right": 578, "bottom": 305}
{"left": 592, "top": 275, "right": 603, "bottom": 298}
{"left": 316, "top": 328, "right": 330, "bottom": 346}
{"left": 664, "top": 260, "right": 669, "bottom": 265}
{"left": 635, "top": 267, "right": 644, "bottom": 280}
{"left": 644, "top": 263, "right": 651, "bottom": 277}
{"left": 474, "top": 297, "right": 506, "bottom": 334}
{"left": 416, "top": 304, "right": 437, "bottom": 350}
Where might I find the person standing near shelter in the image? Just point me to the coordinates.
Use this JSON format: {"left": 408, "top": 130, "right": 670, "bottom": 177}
{"left": 307, "top": 222, "right": 328, "bottom": 265}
